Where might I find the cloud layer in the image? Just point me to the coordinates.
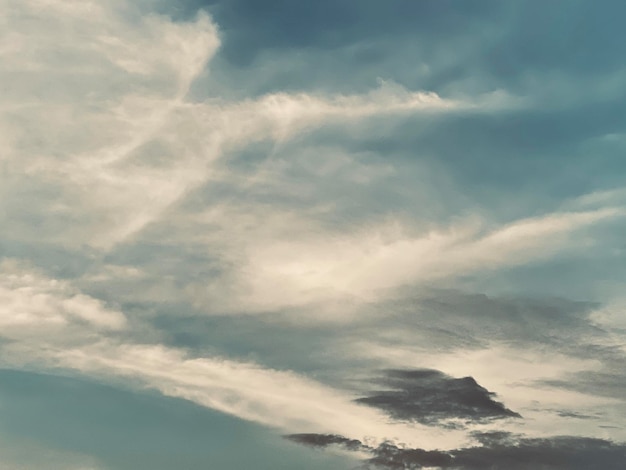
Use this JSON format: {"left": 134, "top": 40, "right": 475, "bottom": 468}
{"left": 288, "top": 431, "right": 626, "bottom": 470}
{"left": 1, "top": 0, "right": 626, "bottom": 469}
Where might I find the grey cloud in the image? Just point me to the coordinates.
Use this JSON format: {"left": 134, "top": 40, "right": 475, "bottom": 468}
{"left": 380, "top": 290, "right": 604, "bottom": 351}
{"left": 146, "top": 311, "right": 344, "bottom": 375}
{"left": 542, "top": 370, "right": 626, "bottom": 401}
{"left": 119, "top": 288, "right": 616, "bottom": 385}
{"left": 0, "top": 239, "right": 95, "bottom": 281}
{"left": 286, "top": 431, "right": 626, "bottom": 470}
{"left": 287, "top": 433, "right": 367, "bottom": 452}
{"left": 355, "top": 369, "right": 520, "bottom": 427}
{"left": 555, "top": 410, "right": 599, "bottom": 420}
{"left": 373, "top": 434, "right": 626, "bottom": 470}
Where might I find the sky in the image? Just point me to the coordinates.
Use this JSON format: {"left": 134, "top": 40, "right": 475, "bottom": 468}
{"left": 1, "top": 0, "right": 625, "bottom": 469}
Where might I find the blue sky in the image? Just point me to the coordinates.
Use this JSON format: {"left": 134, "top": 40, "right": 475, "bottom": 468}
{"left": 1, "top": 1, "right": 625, "bottom": 468}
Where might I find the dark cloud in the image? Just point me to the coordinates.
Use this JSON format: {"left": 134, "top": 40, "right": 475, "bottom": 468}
{"left": 286, "top": 431, "right": 626, "bottom": 470}
{"left": 286, "top": 433, "right": 367, "bottom": 452}
{"left": 542, "top": 370, "right": 626, "bottom": 401}
{"left": 555, "top": 410, "right": 598, "bottom": 420}
{"left": 378, "top": 434, "right": 626, "bottom": 470}
{"left": 381, "top": 290, "right": 604, "bottom": 351}
{"left": 355, "top": 369, "right": 520, "bottom": 426}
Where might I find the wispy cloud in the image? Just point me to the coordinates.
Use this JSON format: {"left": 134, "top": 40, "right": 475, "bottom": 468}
{"left": 2, "top": 0, "right": 626, "bottom": 468}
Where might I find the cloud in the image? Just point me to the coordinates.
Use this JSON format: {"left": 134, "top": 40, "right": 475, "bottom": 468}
{"left": 285, "top": 433, "right": 366, "bottom": 452}
{"left": 0, "top": 259, "right": 126, "bottom": 336}
{"left": 1, "top": 0, "right": 475, "bottom": 254}
{"left": 355, "top": 369, "right": 520, "bottom": 427}
{"left": 4, "top": 241, "right": 623, "bottom": 463}
{"left": 286, "top": 431, "right": 626, "bottom": 470}
{"left": 46, "top": 342, "right": 470, "bottom": 450}
{"left": 2, "top": 0, "right": 626, "bottom": 466}
{"left": 0, "top": 0, "right": 220, "bottom": 250}
{"left": 311, "top": 288, "right": 626, "bottom": 444}
{"left": 227, "top": 207, "right": 622, "bottom": 311}
{"left": 120, "top": 287, "right": 625, "bottom": 444}
{"left": 0, "top": 1, "right": 493, "bottom": 453}
{"left": 0, "top": 264, "right": 472, "bottom": 452}
{"left": 542, "top": 370, "right": 626, "bottom": 401}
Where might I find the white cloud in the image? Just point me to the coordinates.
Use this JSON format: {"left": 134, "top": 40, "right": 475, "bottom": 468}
{"left": 0, "top": 0, "right": 220, "bottom": 249}
{"left": 0, "top": 259, "right": 126, "bottom": 336}
{"left": 47, "top": 341, "right": 470, "bottom": 450}
{"left": 0, "top": 0, "right": 477, "bottom": 252}
{"left": 0, "top": 262, "right": 470, "bottom": 451}
{"left": 217, "top": 207, "right": 623, "bottom": 312}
